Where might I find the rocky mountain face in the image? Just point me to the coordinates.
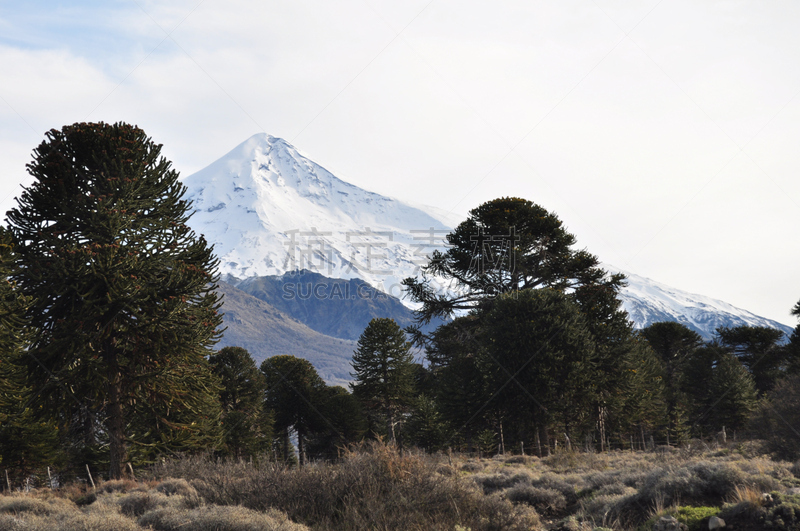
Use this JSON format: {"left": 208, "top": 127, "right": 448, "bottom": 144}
{"left": 215, "top": 281, "right": 356, "bottom": 386}
{"left": 234, "top": 269, "right": 445, "bottom": 341}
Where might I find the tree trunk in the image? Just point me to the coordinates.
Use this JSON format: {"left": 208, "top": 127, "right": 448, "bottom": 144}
{"left": 107, "top": 375, "right": 126, "bottom": 480}
{"left": 297, "top": 428, "right": 305, "bottom": 467}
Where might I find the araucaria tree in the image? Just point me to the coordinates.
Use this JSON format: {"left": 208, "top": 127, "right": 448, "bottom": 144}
{"left": 351, "top": 318, "right": 415, "bottom": 443}
{"left": 405, "top": 197, "right": 665, "bottom": 453}
{"left": 6, "top": 122, "right": 223, "bottom": 479}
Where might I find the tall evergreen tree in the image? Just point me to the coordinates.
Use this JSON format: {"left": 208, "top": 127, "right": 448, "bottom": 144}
{"left": 640, "top": 322, "right": 704, "bottom": 443}
{"left": 404, "top": 197, "right": 654, "bottom": 451}
{"left": 481, "top": 289, "right": 597, "bottom": 444}
{"left": 209, "top": 347, "right": 273, "bottom": 458}
{"left": 261, "top": 354, "right": 326, "bottom": 465}
{"left": 681, "top": 345, "right": 757, "bottom": 434}
{"left": 6, "top": 122, "right": 223, "bottom": 479}
{"left": 717, "top": 325, "right": 787, "bottom": 394}
{"left": 0, "top": 227, "right": 63, "bottom": 481}
{"left": 351, "top": 318, "right": 415, "bottom": 443}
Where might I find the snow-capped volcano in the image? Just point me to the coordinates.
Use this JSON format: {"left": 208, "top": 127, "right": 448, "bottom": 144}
{"left": 183, "top": 133, "right": 795, "bottom": 340}
{"left": 183, "top": 133, "right": 451, "bottom": 296}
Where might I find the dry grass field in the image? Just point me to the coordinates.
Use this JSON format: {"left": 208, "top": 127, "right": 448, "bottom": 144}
{"left": 3, "top": 441, "right": 800, "bottom": 530}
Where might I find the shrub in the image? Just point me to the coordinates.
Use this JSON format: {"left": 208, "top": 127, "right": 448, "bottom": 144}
{"left": 116, "top": 491, "right": 171, "bottom": 517}
{"left": 0, "top": 496, "right": 58, "bottom": 515}
{"left": 719, "top": 492, "right": 800, "bottom": 530}
{"left": 2, "top": 503, "right": 141, "bottom": 531}
{"left": 472, "top": 471, "right": 534, "bottom": 494}
{"left": 460, "top": 461, "right": 484, "bottom": 473}
{"left": 138, "top": 505, "right": 308, "bottom": 531}
{"left": 506, "top": 485, "right": 567, "bottom": 514}
{"left": 155, "top": 478, "right": 197, "bottom": 497}
{"left": 98, "top": 479, "right": 140, "bottom": 494}
{"left": 159, "top": 441, "right": 542, "bottom": 530}
{"left": 674, "top": 506, "right": 720, "bottom": 531}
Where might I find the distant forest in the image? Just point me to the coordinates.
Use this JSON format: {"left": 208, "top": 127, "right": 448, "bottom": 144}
{"left": 1, "top": 122, "right": 799, "bottom": 486}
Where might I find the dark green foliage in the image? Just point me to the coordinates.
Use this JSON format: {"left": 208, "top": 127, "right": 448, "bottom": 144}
{"left": 261, "top": 354, "right": 327, "bottom": 465}
{"left": 751, "top": 374, "right": 800, "bottom": 459}
{"left": 350, "top": 318, "right": 415, "bottom": 443}
{"left": 404, "top": 395, "right": 448, "bottom": 452}
{"left": 6, "top": 122, "right": 224, "bottom": 478}
{"left": 641, "top": 322, "right": 704, "bottom": 367}
{"left": 641, "top": 322, "right": 704, "bottom": 443}
{"left": 717, "top": 325, "right": 787, "bottom": 394}
{"left": 682, "top": 346, "right": 757, "bottom": 433}
{"left": 403, "top": 197, "right": 624, "bottom": 324}
{"left": 617, "top": 338, "right": 668, "bottom": 440}
{"left": 481, "top": 289, "right": 597, "bottom": 440}
{"left": 208, "top": 347, "right": 273, "bottom": 458}
{"left": 0, "top": 227, "right": 63, "bottom": 479}
{"left": 404, "top": 197, "right": 669, "bottom": 453}
{"left": 306, "top": 385, "right": 367, "bottom": 459}
{"left": 427, "top": 315, "right": 492, "bottom": 451}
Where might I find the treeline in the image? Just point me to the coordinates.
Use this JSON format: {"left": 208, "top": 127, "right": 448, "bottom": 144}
{"left": 1, "top": 123, "right": 800, "bottom": 487}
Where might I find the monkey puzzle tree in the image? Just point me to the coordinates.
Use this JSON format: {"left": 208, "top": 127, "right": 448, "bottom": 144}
{"left": 261, "top": 354, "right": 327, "bottom": 465}
{"left": 403, "top": 197, "right": 624, "bottom": 326}
{"left": 209, "top": 347, "right": 273, "bottom": 459}
{"left": 405, "top": 197, "right": 649, "bottom": 450}
{"left": 351, "top": 318, "right": 415, "bottom": 443}
{"left": 6, "top": 122, "right": 223, "bottom": 479}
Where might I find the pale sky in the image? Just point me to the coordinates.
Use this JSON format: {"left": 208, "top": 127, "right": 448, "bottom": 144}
{"left": 1, "top": 1, "right": 799, "bottom": 326}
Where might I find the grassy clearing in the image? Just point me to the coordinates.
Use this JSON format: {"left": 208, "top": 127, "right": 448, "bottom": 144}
{"left": 6, "top": 441, "right": 800, "bottom": 530}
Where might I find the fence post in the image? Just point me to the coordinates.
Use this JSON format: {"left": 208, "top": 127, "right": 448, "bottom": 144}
{"left": 86, "top": 465, "right": 95, "bottom": 490}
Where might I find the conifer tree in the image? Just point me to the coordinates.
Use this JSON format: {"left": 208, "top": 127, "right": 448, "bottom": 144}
{"left": 6, "top": 122, "right": 223, "bottom": 479}
{"left": 481, "top": 289, "right": 597, "bottom": 444}
{"left": 640, "top": 322, "right": 703, "bottom": 443}
{"left": 717, "top": 325, "right": 787, "bottom": 394}
{"left": 351, "top": 318, "right": 415, "bottom": 443}
{"left": 209, "top": 347, "right": 273, "bottom": 459}
{"left": 0, "top": 227, "right": 63, "bottom": 480}
{"left": 403, "top": 197, "right": 625, "bottom": 325}
{"left": 261, "top": 354, "right": 326, "bottom": 465}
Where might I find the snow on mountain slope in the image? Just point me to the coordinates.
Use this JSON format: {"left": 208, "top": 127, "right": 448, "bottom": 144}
{"left": 607, "top": 266, "right": 794, "bottom": 340}
{"left": 182, "top": 133, "right": 794, "bottom": 340}
{"left": 183, "top": 133, "right": 451, "bottom": 297}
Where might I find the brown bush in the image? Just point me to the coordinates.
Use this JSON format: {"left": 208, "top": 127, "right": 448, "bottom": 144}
{"left": 138, "top": 504, "right": 308, "bottom": 531}
{"left": 159, "top": 441, "right": 542, "bottom": 531}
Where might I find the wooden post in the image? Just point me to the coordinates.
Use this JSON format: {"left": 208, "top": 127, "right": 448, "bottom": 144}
{"left": 127, "top": 462, "right": 135, "bottom": 481}
{"left": 5, "top": 470, "right": 10, "bottom": 492}
{"left": 630, "top": 435, "right": 634, "bottom": 452}
{"left": 722, "top": 426, "right": 727, "bottom": 445}
{"left": 86, "top": 465, "right": 95, "bottom": 490}
{"left": 520, "top": 441, "right": 524, "bottom": 456}
{"left": 47, "top": 467, "right": 53, "bottom": 490}
{"left": 564, "top": 433, "right": 572, "bottom": 452}
{"left": 536, "top": 430, "right": 542, "bottom": 457}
